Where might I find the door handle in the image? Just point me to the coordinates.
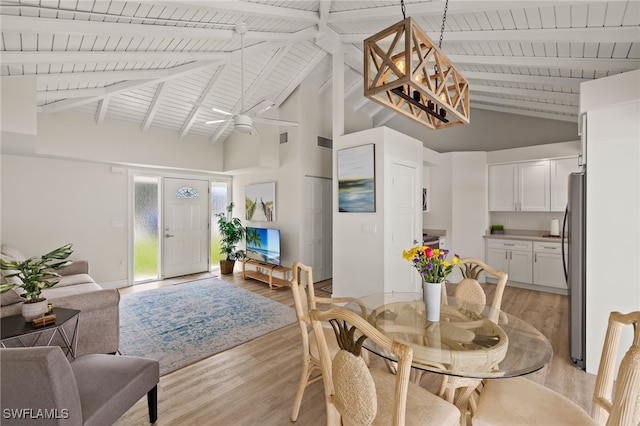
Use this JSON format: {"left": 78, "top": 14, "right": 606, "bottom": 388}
{"left": 165, "top": 234, "right": 175, "bottom": 238}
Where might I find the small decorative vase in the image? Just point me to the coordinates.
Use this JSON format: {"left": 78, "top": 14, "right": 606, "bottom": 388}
{"left": 22, "top": 299, "right": 48, "bottom": 322}
{"left": 422, "top": 281, "right": 442, "bottom": 322}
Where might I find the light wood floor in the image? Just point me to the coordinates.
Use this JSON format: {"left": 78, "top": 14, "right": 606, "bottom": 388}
{"left": 115, "top": 273, "right": 596, "bottom": 426}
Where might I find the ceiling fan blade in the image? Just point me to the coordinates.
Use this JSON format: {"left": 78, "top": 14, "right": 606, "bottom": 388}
{"left": 211, "top": 107, "right": 234, "bottom": 116}
{"left": 252, "top": 117, "right": 299, "bottom": 127}
{"left": 243, "top": 100, "right": 275, "bottom": 116}
{"left": 205, "top": 119, "right": 231, "bottom": 125}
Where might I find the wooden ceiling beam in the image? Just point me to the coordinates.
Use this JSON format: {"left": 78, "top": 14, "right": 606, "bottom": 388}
{"left": 463, "top": 71, "right": 586, "bottom": 89}
{"left": 471, "top": 85, "right": 579, "bottom": 103}
{"left": 340, "top": 26, "right": 640, "bottom": 44}
{"left": 473, "top": 95, "right": 578, "bottom": 115}
{"left": 448, "top": 55, "right": 640, "bottom": 71}
{"left": 471, "top": 102, "right": 578, "bottom": 123}
{"left": 0, "top": 14, "right": 307, "bottom": 41}
{"left": 328, "top": 1, "right": 589, "bottom": 23}
{"left": 142, "top": 82, "right": 169, "bottom": 132}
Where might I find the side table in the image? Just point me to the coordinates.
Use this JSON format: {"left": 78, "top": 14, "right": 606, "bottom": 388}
{"left": 0, "top": 307, "right": 80, "bottom": 359}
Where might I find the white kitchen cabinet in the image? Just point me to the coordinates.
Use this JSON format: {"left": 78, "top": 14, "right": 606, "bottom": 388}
{"left": 488, "top": 161, "right": 549, "bottom": 211}
{"left": 488, "top": 164, "right": 517, "bottom": 211}
{"left": 486, "top": 239, "right": 533, "bottom": 284}
{"left": 519, "top": 161, "right": 550, "bottom": 211}
{"left": 550, "top": 157, "right": 581, "bottom": 212}
{"left": 533, "top": 242, "right": 568, "bottom": 290}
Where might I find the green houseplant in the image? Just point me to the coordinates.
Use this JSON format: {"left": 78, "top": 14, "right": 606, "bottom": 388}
{"left": 0, "top": 243, "right": 73, "bottom": 320}
{"left": 215, "top": 203, "right": 247, "bottom": 275}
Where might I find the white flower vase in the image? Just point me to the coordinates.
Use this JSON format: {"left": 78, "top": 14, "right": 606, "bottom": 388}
{"left": 422, "top": 281, "right": 442, "bottom": 322}
{"left": 22, "top": 299, "right": 48, "bottom": 322}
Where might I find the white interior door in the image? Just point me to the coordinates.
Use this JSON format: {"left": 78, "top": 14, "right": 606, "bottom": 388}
{"left": 388, "top": 160, "right": 421, "bottom": 293}
{"left": 303, "top": 176, "right": 332, "bottom": 282}
{"left": 163, "top": 178, "right": 209, "bottom": 278}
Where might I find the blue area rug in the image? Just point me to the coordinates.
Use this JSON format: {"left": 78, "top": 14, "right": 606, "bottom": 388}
{"left": 119, "top": 278, "right": 296, "bottom": 375}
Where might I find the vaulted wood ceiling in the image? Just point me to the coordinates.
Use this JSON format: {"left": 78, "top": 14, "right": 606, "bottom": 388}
{"left": 1, "top": 1, "right": 638, "bottom": 147}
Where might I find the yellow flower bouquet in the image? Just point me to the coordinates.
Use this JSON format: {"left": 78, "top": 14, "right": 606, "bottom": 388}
{"left": 402, "top": 245, "right": 459, "bottom": 283}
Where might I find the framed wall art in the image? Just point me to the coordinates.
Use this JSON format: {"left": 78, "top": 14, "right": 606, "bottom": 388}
{"left": 245, "top": 182, "right": 276, "bottom": 221}
{"left": 337, "top": 144, "right": 376, "bottom": 213}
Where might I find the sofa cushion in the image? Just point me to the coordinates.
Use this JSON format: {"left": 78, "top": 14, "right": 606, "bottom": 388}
{"left": 0, "top": 288, "right": 23, "bottom": 306}
{"left": 42, "top": 282, "right": 103, "bottom": 299}
{"left": 55, "top": 273, "right": 96, "bottom": 288}
{"left": 0, "top": 244, "right": 27, "bottom": 262}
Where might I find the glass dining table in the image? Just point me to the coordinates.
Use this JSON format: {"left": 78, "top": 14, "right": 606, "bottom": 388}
{"left": 344, "top": 292, "right": 553, "bottom": 378}
{"left": 342, "top": 292, "right": 553, "bottom": 423}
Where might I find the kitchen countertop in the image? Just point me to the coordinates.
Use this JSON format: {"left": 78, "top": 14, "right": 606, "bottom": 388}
{"left": 483, "top": 233, "right": 563, "bottom": 243}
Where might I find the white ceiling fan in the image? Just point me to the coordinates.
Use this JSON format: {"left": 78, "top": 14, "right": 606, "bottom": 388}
{"left": 206, "top": 23, "right": 299, "bottom": 134}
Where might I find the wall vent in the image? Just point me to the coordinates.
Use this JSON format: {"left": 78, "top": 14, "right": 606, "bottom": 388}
{"left": 317, "top": 136, "right": 332, "bottom": 149}
{"left": 279, "top": 132, "right": 288, "bottom": 144}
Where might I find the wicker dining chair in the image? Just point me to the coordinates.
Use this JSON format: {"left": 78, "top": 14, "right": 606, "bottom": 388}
{"left": 310, "top": 306, "right": 461, "bottom": 426}
{"left": 437, "top": 258, "right": 508, "bottom": 421}
{"left": 289, "top": 261, "right": 368, "bottom": 422}
{"left": 473, "top": 310, "right": 640, "bottom": 426}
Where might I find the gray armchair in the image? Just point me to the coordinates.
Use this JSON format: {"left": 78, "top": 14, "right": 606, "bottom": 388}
{"left": 0, "top": 347, "right": 159, "bottom": 425}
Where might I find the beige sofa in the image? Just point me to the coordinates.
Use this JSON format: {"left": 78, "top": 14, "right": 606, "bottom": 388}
{"left": 0, "top": 244, "right": 120, "bottom": 356}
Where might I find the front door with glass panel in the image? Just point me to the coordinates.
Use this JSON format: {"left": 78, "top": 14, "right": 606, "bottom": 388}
{"left": 163, "top": 178, "right": 210, "bottom": 278}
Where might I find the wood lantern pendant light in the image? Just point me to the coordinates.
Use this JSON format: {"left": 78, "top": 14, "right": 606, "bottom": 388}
{"left": 364, "top": 0, "right": 470, "bottom": 130}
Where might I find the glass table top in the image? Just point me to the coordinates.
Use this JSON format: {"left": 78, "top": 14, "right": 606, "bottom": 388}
{"left": 343, "top": 292, "right": 553, "bottom": 379}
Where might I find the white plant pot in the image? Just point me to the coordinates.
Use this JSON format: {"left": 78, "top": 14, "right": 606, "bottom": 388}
{"left": 22, "top": 299, "right": 48, "bottom": 322}
{"left": 422, "top": 281, "right": 442, "bottom": 322}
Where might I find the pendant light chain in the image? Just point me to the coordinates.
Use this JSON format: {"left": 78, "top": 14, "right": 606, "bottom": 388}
{"left": 434, "top": 0, "right": 449, "bottom": 90}
{"left": 438, "top": 0, "right": 449, "bottom": 49}
{"left": 400, "top": 0, "right": 406, "bottom": 19}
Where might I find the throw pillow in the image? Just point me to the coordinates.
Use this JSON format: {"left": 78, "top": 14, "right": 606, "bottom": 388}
{"left": 0, "top": 244, "right": 27, "bottom": 262}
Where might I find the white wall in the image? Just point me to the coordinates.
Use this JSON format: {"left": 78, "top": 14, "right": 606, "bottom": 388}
{"left": 2, "top": 155, "right": 128, "bottom": 286}
{"left": 387, "top": 107, "right": 579, "bottom": 153}
{"left": 230, "top": 84, "right": 373, "bottom": 272}
{"left": 35, "top": 113, "right": 224, "bottom": 172}
{"left": 450, "top": 152, "right": 489, "bottom": 262}
{"left": 422, "top": 151, "right": 488, "bottom": 282}
{"left": 0, "top": 76, "right": 38, "bottom": 146}
{"left": 581, "top": 69, "right": 640, "bottom": 374}
{"left": 423, "top": 152, "right": 452, "bottom": 234}
{"left": 332, "top": 127, "right": 423, "bottom": 297}
{"left": 486, "top": 141, "right": 580, "bottom": 164}
{"left": 1, "top": 109, "right": 227, "bottom": 285}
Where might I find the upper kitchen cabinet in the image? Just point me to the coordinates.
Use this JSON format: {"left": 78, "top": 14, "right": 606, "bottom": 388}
{"left": 489, "top": 161, "right": 549, "bottom": 211}
{"left": 550, "top": 157, "right": 581, "bottom": 212}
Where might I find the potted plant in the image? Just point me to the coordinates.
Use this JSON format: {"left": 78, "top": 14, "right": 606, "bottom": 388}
{"left": 215, "top": 203, "right": 247, "bottom": 275}
{"left": 0, "top": 243, "right": 73, "bottom": 321}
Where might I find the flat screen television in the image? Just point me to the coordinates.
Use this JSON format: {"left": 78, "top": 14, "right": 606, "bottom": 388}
{"left": 245, "top": 227, "right": 281, "bottom": 266}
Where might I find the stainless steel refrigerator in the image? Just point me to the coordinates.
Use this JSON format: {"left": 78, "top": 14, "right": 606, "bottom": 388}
{"left": 562, "top": 171, "right": 586, "bottom": 370}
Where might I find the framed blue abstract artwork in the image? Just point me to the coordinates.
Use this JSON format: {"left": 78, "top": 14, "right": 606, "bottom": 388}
{"left": 337, "top": 144, "right": 375, "bottom": 213}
